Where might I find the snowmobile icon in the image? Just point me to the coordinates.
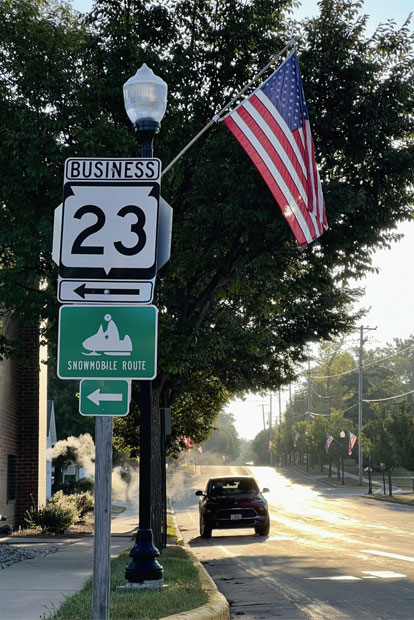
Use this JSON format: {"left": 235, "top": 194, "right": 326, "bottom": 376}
{"left": 82, "top": 314, "right": 132, "bottom": 356}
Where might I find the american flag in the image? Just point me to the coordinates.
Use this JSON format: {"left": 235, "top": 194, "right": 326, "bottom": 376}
{"left": 293, "top": 430, "right": 300, "bottom": 447}
{"left": 197, "top": 446, "right": 203, "bottom": 455}
{"left": 268, "top": 440, "right": 273, "bottom": 453}
{"left": 224, "top": 51, "right": 327, "bottom": 246}
{"left": 221, "top": 455, "right": 226, "bottom": 462}
{"left": 348, "top": 432, "right": 358, "bottom": 456}
{"left": 181, "top": 435, "right": 192, "bottom": 448}
{"left": 325, "top": 433, "right": 334, "bottom": 454}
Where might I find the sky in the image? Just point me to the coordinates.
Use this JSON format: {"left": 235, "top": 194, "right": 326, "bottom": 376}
{"left": 69, "top": 0, "right": 414, "bottom": 438}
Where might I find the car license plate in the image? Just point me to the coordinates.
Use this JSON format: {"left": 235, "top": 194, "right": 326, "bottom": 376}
{"left": 230, "top": 513, "right": 242, "bottom": 520}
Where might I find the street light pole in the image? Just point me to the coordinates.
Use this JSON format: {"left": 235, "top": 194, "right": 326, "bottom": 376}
{"left": 358, "top": 326, "right": 363, "bottom": 485}
{"left": 122, "top": 64, "right": 167, "bottom": 586}
{"left": 367, "top": 455, "right": 373, "bottom": 495}
{"left": 307, "top": 360, "right": 311, "bottom": 472}
{"left": 340, "top": 430, "right": 345, "bottom": 485}
{"left": 358, "top": 324, "right": 376, "bottom": 485}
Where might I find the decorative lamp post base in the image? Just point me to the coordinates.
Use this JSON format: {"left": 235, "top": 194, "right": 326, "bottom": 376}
{"left": 125, "top": 528, "right": 163, "bottom": 583}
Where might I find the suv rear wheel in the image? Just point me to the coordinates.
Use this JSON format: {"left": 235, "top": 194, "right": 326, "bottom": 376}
{"left": 255, "top": 519, "right": 270, "bottom": 536}
{"left": 200, "top": 518, "right": 212, "bottom": 539}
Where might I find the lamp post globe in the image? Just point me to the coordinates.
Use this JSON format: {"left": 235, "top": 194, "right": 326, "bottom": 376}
{"left": 123, "top": 64, "right": 168, "bottom": 156}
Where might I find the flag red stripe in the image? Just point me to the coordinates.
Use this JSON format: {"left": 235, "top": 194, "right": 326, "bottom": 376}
{"left": 237, "top": 103, "right": 320, "bottom": 240}
{"left": 249, "top": 94, "right": 309, "bottom": 192}
{"left": 224, "top": 114, "right": 309, "bottom": 245}
{"left": 237, "top": 105, "right": 311, "bottom": 218}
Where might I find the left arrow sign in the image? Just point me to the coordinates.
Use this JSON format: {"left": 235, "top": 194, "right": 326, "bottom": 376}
{"left": 87, "top": 389, "right": 123, "bottom": 406}
{"left": 58, "top": 279, "right": 154, "bottom": 303}
{"left": 79, "top": 379, "right": 130, "bottom": 416}
{"left": 74, "top": 284, "right": 141, "bottom": 299}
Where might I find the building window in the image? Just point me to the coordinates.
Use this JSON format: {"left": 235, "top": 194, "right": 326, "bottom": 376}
{"left": 7, "top": 455, "right": 17, "bottom": 502}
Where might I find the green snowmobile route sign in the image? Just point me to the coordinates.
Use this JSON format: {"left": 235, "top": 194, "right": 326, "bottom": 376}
{"left": 57, "top": 304, "right": 157, "bottom": 379}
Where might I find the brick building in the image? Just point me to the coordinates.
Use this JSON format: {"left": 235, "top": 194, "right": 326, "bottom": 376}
{"left": 0, "top": 315, "right": 47, "bottom": 530}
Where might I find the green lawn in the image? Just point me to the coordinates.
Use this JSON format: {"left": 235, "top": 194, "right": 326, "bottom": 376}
{"left": 50, "top": 546, "right": 208, "bottom": 620}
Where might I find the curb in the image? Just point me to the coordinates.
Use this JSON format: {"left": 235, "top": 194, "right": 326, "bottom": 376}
{"left": 364, "top": 494, "right": 414, "bottom": 507}
{"left": 162, "top": 505, "right": 229, "bottom": 620}
{"left": 161, "top": 548, "right": 229, "bottom": 620}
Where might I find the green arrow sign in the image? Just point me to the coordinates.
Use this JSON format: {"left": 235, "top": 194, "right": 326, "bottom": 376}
{"left": 58, "top": 305, "right": 157, "bottom": 379}
{"left": 79, "top": 380, "right": 130, "bottom": 416}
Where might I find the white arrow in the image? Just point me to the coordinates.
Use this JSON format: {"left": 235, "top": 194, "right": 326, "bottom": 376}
{"left": 87, "top": 388, "right": 123, "bottom": 406}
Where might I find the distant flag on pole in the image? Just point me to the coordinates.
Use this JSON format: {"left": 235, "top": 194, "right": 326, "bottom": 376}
{"left": 224, "top": 51, "right": 326, "bottom": 246}
{"left": 197, "top": 446, "right": 203, "bottom": 455}
{"left": 325, "top": 433, "right": 334, "bottom": 454}
{"left": 348, "top": 431, "right": 358, "bottom": 456}
{"left": 181, "top": 435, "right": 192, "bottom": 449}
{"left": 293, "top": 430, "right": 300, "bottom": 447}
{"left": 268, "top": 441, "right": 273, "bottom": 452}
{"left": 222, "top": 455, "right": 226, "bottom": 463}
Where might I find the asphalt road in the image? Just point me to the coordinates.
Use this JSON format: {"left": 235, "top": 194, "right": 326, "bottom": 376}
{"left": 168, "top": 465, "right": 414, "bottom": 620}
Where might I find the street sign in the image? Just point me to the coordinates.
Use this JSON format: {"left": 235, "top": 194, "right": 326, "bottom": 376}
{"left": 58, "top": 304, "right": 157, "bottom": 379}
{"left": 79, "top": 379, "right": 130, "bottom": 416}
{"left": 58, "top": 158, "right": 160, "bottom": 301}
{"left": 58, "top": 279, "right": 154, "bottom": 304}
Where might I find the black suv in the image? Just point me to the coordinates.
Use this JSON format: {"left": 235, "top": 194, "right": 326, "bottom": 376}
{"left": 195, "top": 475, "right": 270, "bottom": 538}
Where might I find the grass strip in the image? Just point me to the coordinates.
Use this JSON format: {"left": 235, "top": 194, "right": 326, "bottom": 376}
{"left": 111, "top": 505, "right": 127, "bottom": 515}
{"left": 50, "top": 546, "right": 207, "bottom": 620}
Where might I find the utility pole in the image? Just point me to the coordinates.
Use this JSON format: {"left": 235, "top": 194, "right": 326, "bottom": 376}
{"left": 358, "top": 325, "right": 377, "bottom": 485}
{"left": 289, "top": 384, "right": 292, "bottom": 417}
{"left": 269, "top": 394, "right": 273, "bottom": 467}
{"left": 278, "top": 390, "right": 282, "bottom": 426}
{"left": 306, "top": 361, "right": 311, "bottom": 472}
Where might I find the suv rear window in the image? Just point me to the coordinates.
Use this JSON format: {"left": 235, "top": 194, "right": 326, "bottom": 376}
{"left": 208, "top": 478, "right": 259, "bottom": 495}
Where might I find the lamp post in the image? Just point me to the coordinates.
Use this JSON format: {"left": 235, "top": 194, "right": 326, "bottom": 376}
{"left": 340, "top": 430, "right": 345, "bottom": 485}
{"left": 380, "top": 462, "right": 386, "bottom": 495}
{"left": 123, "top": 64, "right": 167, "bottom": 586}
{"left": 366, "top": 455, "right": 373, "bottom": 495}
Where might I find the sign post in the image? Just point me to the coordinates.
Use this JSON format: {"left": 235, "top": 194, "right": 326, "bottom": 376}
{"left": 92, "top": 416, "right": 113, "bottom": 620}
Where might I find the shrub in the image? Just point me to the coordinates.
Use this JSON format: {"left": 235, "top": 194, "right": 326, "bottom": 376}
{"left": 24, "top": 504, "right": 75, "bottom": 534}
{"left": 78, "top": 477, "right": 94, "bottom": 493}
{"left": 73, "top": 491, "right": 94, "bottom": 518}
{"left": 48, "top": 490, "right": 94, "bottom": 521}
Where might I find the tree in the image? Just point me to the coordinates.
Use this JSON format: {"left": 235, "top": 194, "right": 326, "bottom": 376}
{"left": 362, "top": 417, "right": 396, "bottom": 495}
{"left": 2, "top": 0, "right": 414, "bottom": 547}
{"left": 252, "top": 428, "right": 272, "bottom": 465}
{"left": 203, "top": 411, "right": 241, "bottom": 462}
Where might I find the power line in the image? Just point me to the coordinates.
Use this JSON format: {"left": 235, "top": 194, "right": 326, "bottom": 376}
{"left": 363, "top": 388, "right": 414, "bottom": 403}
{"left": 306, "top": 342, "right": 414, "bottom": 380}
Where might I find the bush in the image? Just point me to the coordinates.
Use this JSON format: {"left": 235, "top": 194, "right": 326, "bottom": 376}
{"left": 24, "top": 491, "right": 95, "bottom": 534}
{"left": 78, "top": 477, "right": 94, "bottom": 493}
{"left": 48, "top": 490, "right": 94, "bottom": 521}
{"left": 24, "top": 504, "right": 75, "bottom": 534}
{"left": 73, "top": 491, "right": 94, "bottom": 518}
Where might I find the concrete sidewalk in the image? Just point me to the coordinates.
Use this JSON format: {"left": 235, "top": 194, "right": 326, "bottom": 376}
{"left": 0, "top": 507, "right": 137, "bottom": 620}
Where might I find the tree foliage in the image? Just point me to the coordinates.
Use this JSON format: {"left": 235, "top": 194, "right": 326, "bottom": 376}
{"left": 202, "top": 411, "right": 241, "bottom": 461}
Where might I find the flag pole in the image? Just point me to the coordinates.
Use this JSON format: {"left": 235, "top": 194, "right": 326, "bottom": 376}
{"left": 162, "top": 36, "right": 298, "bottom": 177}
